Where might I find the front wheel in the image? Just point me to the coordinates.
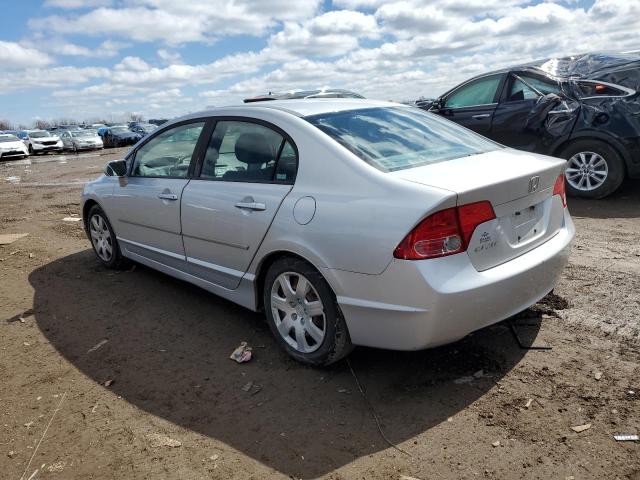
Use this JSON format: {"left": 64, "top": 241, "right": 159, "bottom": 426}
{"left": 86, "top": 205, "right": 128, "bottom": 269}
{"left": 263, "top": 257, "right": 353, "bottom": 366}
{"left": 561, "top": 140, "right": 625, "bottom": 199}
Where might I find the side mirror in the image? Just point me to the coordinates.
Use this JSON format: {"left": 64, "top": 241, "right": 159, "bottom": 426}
{"left": 430, "top": 98, "right": 443, "bottom": 112}
{"left": 104, "top": 159, "right": 127, "bottom": 177}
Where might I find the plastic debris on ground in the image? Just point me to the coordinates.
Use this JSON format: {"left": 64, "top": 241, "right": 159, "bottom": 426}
{"left": 613, "top": 434, "right": 639, "bottom": 442}
{"left": 146, "top": 433, "right": 182, "bottom": 448}
{"left": 87, "top": 339, "right": 108, "bottom": 354}
{"left": 62, "top": 217, "right": 82, "bottom": 222}
{"left": 230, "top": 342, "right": 252, "bottom": 363}
{"left": 571, "top": 423, "right": 591, "bottom": 433}
{"left": 0, "top": 233, "right": 29, "bottom": 245}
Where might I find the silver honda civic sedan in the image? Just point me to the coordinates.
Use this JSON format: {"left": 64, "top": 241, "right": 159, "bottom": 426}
{"left": 81, "top": 99, "right": 574, "bottom": 365}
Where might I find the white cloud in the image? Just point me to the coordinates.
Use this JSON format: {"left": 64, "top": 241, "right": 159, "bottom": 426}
{"left": 31, "top": 1, "right": 323, "bottom": 45}
{"left": 44, "top": 0, "right": 112, "bottom": 7}
{"left": 5, "top": 0, "right": 640, "bottom": 124}
{"left": 0, "top": 41, "right": 52, "bottom": 69}
{"left": 157, "top": 49, "right": 182, "bottom": 65}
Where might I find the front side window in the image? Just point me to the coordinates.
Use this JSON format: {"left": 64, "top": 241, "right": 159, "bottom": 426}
{"left": 507, "top": 73, "right": 562, "bottom": 101}
{"left": 131, "top": 122, "right": 204, "bottom": 178}
{"left": 445, "top": 75, "right": 501, "bottom": 108}
{"left": 307, "top": 106, "right": 500, "bottom": 172}
{"left": 200, "top": 121, "right": 296, "bottom": 183}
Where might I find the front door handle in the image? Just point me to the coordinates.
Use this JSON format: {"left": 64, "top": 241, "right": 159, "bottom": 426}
{"left": 158, "top": 193, "right": 178, "bottom": 201}
{"left": 235, "top": 201, "right": 266, "bottom": 211}
{"left": 472, "top": 114, "right": 490, "bottom": 119}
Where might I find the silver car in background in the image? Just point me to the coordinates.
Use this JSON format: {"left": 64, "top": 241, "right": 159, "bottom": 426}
{"left": 81, "top": 99, "right": 574, "bottom": 365}
{"left": 60, "top": 129, "right": 104, "bottom": 152}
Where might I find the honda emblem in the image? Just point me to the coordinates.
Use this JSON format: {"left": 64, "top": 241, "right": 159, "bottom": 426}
{"left": 528, "top": 176, "right": 540, "bottom": 193}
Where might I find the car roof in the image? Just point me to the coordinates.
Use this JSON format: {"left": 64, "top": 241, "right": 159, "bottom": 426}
{"left": 189, "top": 98, "right": 404, "bottom": 120}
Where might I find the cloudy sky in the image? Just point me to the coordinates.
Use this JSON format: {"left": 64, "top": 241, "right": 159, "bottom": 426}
{"left": 0, "top": 0, "right": 638, "bottom": 125}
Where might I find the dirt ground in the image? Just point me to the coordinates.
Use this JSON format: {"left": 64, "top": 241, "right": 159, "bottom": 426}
{"left": 0, "top": 149, "right": 638, "bottom": 480}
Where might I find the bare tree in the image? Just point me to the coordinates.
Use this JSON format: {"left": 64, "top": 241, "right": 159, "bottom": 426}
{"left": 34, "top": 119, "right": 52, "bottom": 130}
{"left": 127, "top": 112, "right": 145, "bottom": 122}
{"left": 0, "top": 119, "right": 13, "bottom": 130}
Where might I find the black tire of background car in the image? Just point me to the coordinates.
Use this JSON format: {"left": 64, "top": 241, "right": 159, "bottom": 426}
{"left": 86, "top": 204, "right": 130, "bottom": 270}
{"left": 263, "top": 256, "right": 354, "bottom": 366}
{"left": 28, "top": 145, "right": 33, "bottom": 155}
{"left": 561, "top": 139, "right": 625, "bottom": 199}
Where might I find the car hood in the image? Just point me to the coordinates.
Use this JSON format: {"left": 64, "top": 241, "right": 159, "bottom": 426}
{"left": 32, "top": 136, "right": 61, "bottom": 142}
{"left": 113, "top": 132, "right": 140, "bottom": 139}
{"left": 0, "top": 141, "right": 26, "bottom": 149}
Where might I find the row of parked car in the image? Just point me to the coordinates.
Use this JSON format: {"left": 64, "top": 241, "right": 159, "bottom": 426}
{"left": 0, "top": 122, "right": 159, "bottom": 160}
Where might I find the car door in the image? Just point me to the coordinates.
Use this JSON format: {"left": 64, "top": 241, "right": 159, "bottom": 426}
{"left": 181, "top": 119, "right": 297, "bottom": 289}
{"left": 438, "top": 73, "right": 504, "bottom": 136}
{"left": 107, "top": 120, "right": 206, "bottom": 270}
{"left": 60, "top": 132, "right": 72, "bottom": 149}
{"left": 491, "top": 71, "right": 566, "bottom": 152}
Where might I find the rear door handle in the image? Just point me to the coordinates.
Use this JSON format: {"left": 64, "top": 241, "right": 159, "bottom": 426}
{"left": 235, "top": 201, "right": 266, "bottom": 211}
{"left": 158, "top": 193, "right": 178, "bottom": 201}
{"left": 472, "top": 114, "right": 490, "bottom": 119}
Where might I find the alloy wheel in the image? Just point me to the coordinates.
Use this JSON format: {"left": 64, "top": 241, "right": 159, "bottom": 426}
{"left": 566, "top": 151, "right": 608, "bottom": 192}
{"left": 89, "top": 214, "right": 113, "bottom": 262}
{"left": 270, "top": 272, "right": 326, "bottom": 353}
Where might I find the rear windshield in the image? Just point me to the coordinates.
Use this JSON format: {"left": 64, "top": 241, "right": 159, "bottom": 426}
{"left": 306, "top": 106, "right": 500, "bottom": 172}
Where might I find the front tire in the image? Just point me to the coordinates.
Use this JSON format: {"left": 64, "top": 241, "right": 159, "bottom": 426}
{"left": 86, "top": 205, "right": 128, "bottom": 269}
{"left": 263, "top": 257, "right": 353, "bottom": 366}
{"left": 561, "top": 140, "right": 625, "bottom": 199}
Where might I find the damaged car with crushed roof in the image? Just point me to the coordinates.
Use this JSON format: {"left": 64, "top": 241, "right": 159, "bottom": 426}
{"left": 417, "top": 52, "right": 640, "bottom": 199}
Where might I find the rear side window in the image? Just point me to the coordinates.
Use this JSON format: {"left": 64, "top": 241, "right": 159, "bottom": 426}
{"left": 574, "top": 81, "right": 632, "bottom": 98}
{"left": 445, "top": 75, "right": 501, "bottom": 108}
{"left": 507, "top": 74, "right": 562, "bottom": 101}
{"left": 200, "top": 121, "right": 297, "bottom": 183}
{"left": 307, "top": 106, "right": 500, "bottom": 172}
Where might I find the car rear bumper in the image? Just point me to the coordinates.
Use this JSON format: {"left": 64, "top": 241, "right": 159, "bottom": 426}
{"left": 327, "top": 210, "right": 574, "bottom": 350}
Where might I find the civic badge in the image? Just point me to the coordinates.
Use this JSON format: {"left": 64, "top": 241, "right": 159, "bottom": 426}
{"left": 528, "top": 176, "right": 540, "bottom": 193}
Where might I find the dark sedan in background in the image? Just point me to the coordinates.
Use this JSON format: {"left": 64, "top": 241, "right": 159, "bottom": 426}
{"left": 417, "top": 52, "right": 640, "bottom": 198}
{"left": 101, "top": 126, "right": 142, "bottom": 148}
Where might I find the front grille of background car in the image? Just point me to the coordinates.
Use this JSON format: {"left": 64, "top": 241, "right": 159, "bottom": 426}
{"left": 42, "top": 141, "right": 57, "bottom": 146}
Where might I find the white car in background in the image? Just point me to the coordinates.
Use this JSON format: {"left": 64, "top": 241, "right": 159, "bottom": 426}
{"left": 0, "top": 134, "right": 29, "bottom": 160}
{"left": 25, "top": 130, "right": 64, "bottom": 155}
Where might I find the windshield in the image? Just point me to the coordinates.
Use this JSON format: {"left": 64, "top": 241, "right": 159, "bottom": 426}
{"left": 74, "top": 130, "right": 97, "bottom": 138}
{"left": 0, "top": 135, "right": 20, "bottom": 143}
{"left": 138, "top": 124, "right": 156, "bottom": 132}
{"left": 110, "top": 127, "right": 130, "bottom": 134}
{"left": 306, "top": 106, "right": 500, "bottom": 172}
{"left": 29, "top": 131, "right": 50, "bottom": 138}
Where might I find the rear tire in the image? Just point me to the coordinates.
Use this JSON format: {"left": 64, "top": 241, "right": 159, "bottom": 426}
{"left": 86, "top": 205, "right": 129, "bottom": 269}
{"left": 263, "top": 257, "right": 353, "bottom": 366}
{"left": 560, "top": 139, "right": 625, "bottom": 199}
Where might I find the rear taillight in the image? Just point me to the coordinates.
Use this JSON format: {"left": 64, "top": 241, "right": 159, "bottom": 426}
{"left": 553, "top": 174, "right": 567, "bottom": 208}
{"left": 394, "top": 201, "right": 495, "bottom": 260}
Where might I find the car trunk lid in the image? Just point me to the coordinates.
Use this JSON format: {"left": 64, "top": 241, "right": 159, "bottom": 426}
{"left": 390, "top": 148, "right": 567, "bottom": 271}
